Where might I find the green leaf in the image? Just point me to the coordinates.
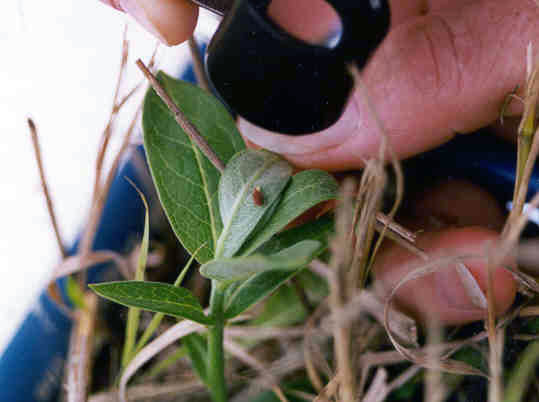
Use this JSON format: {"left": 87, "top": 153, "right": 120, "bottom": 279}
{"left": 143, "top": 72, "right": 244, "bottom": 263}
{"left": 257, "top": 214, "right": 334, "bottom": 255}
{"left": 122, "top": 178, "right": 151, "bottom": 367}
{"left": 504, "top": 341, "right": 539, "bottom": 402}
{"left": 251, "top": 270, "right": 329, "bottom": 327}
{"left": 183, "top": 333, "right": 209, "bottom": 384}
{"left": 216, "top": 149, "right": 293, "bottom": 257}
{"left": 224, "top": 269, "right": 300, "bottom": 319}
{"left": 240, "top": 170, "right": 338, "bottom": 256}
{"left": 221, "top": 217, "right": 334, "bottom": 319}
{"left": 66, "top": 276, "right": 86, "bottom": 310}
{"left": 251, "top": 284, "right": 307, "bottom": 327}
{"left": 201, "top": 240, "right": 321, "bottom": 283}
{"left": 90, "top": 281, "right": 213, "bottom": 325}
{"left": 135, "top": 244, "right": 202, "bottom": 353}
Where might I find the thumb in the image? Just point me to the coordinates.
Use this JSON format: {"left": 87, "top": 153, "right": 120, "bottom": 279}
{"left": 240, "top": 0, "right": 539, "bottom": 171}
{"left": 100, "top": 0, "right": 198, "bottom": 45}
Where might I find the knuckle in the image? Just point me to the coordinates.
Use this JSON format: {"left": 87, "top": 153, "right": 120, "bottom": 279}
{"left": 399, "top": 14, "right": 466, "bottom": 102}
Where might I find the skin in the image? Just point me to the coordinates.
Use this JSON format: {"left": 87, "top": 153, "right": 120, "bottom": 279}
{"left": 98, "top": 0, "right": 533, "bottom": 324}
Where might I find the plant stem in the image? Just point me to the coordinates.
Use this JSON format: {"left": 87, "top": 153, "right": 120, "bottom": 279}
{"left": 207, "top": 282, "right": 227, "bottom": 402}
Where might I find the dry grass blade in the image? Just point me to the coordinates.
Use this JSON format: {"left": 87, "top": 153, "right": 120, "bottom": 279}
{"left": 52, "top": 251, "right": 132, "bottom": 281}
{"left": 188, "top": 36, "right": 210, "bottom": 91}
{"left": 519, "top": 305, "right": 539, "bottom": 317}
{"left": 65, "top": 292, "right": 98, "bottom": 402}
{"left": 93, "top": 25, "right": 130, "bottom": 201}
{"left": 77, "top": 31, "right": 150, "bottom": 287}
{"left": 28, "top": 118, "right": 67, "bottom": 258}
{"left": 313, "top": 376, "right": 339, "bottom": 402}
{"left": 302, "top": 299, "right": 333, "bottom": 392}
{"left": 383, "top": 253, "right": 489, "bottom": 377}
{"left": 27, "top": 117, "right": 66, "bottom": 302}
{"left": 223, "top": 339, "right": 288, "bottom": 402}
{"left": 362, "top": 368, "right": 389, "bottom": 402}
{"left": 425, "top": 318, "right": 446, "bottom": 402}
{"left": 225, "top": 326, "right": 305, "bottom": 340}
{"left": 119, "top": 320, "right": 204, "bottom": 402}
{"left": 488, "top": 329, "right": 505, "bottom": 402}
{"left": 350, "top": 160, "right": 386, "bottom": 289}
{"left": 497, "top": 191, "right": 539, "bottom": 270}
{"left": 321, "top": 288, "right": 418, "bottom": 347}
{"left": 89, "top": 380, "right": 205, "bottom": 402}
{"left": 375, "top": 213, "right": 416, "bottom": 243}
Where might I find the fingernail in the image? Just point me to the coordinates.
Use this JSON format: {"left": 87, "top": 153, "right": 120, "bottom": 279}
{"left": 238, "top": 95, "right": 361, "bottom": 155}
{"left": 437, "top": 262, "right": 487, "bottom": 311}
{"left": 119, "top": 0, "right": 196, "bottom": 46}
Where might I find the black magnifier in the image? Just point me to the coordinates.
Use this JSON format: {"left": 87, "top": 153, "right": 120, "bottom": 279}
{"left": 193, "top": 0, "right": 390, "bottom": 135}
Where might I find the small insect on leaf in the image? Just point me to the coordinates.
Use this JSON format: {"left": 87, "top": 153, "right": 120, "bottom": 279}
{"left": 252, "top": 186, "right": 264, "bottom": 206}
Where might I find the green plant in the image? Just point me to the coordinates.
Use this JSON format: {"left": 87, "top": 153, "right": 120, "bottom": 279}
{"left": 90, "top": 71, "right": 338, "bottom": 402}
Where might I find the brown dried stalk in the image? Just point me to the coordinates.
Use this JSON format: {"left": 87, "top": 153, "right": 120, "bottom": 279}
{"left": 188, "top": 36, "right": 211, "bottom": 92}
{"left": 65, "top": 292, "right": 98, "bottom": 402}
{"left": 28, "top": 118, "right": 67, "bottom": 258}
{"left": 136, "top": 59, "right": 225, "bottom": 172}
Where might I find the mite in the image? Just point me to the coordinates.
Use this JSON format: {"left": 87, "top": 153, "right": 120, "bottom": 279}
{"left": 252, "top": 186, "right": 264, "bottom": 206}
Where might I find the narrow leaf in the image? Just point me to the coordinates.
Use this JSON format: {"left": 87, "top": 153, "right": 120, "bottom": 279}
{"left": 216, "top": 149, "right": 293, "bottom": 257}
{"left": 201, "top": 240, "right": 321, "bottom": 283}
{"left": 224, "top": 270, "right": 299, "bottom": 319}
{"left": 90, "top": 281, "right": 213, "bottom": 325}
{"left": 143, "top": 72, "right": 244, "bottom": 263}
{"left": 123, "top": 178, "right": 150, "bottom": 366}
{"left": 504, "top": 341, "right": 539, "bottom": 402}
{"left": 135, "top": 244, "right": 202, "bottom": 353}
{"left": 241, "top": 169, "right": 338, "bottom": 256}
{"left": 183, "top": 333, "right": 209, "bottom": 384}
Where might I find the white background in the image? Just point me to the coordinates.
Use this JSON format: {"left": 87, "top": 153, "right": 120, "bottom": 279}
{"left": 0, "top": 0, "right": 216, "bottom": 351}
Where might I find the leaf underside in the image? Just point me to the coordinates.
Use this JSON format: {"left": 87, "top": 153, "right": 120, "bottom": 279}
{"left": 217, "top": 149, "right": 293, "bottom": 258}
{"left": 201, "top": 240, "right": 321, "bottom": 283}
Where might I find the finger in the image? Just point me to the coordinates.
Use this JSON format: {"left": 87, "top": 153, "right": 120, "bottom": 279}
{"left": 240, "top": 0, "right": 538, "bottom": 171}
{"left": 373, "top": 227, "right": 517, "bottom": 325}
{"left": 404, "top": 179, "right": 506, "bottom": 232}
{"left": 99, "top": 0, "right": 198, "bottom": 45}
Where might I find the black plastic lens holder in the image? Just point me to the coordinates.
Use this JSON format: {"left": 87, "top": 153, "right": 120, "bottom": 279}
{"left": 206, "top": 0, "right": 390, "bottom": 135}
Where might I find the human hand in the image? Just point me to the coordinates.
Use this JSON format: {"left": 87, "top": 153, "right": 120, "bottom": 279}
{"left": 238, "top": 0, "right": 533, "bottom": 325}
{"left": 100, "top": 0, "right": 531, "bottom": 325}
{"left": 99, "top": 0, "right": 199, "bottom": 45}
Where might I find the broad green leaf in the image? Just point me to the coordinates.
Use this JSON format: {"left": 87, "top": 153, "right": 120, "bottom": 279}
{"left": 183, "top": 333, "right": 209, "bottom": 384}
{"left": 216, "top": 149, "right": 293, "bottom": 257}
{"left": 90, "top": 281, "right": 213, "bottom": 325}
{"left": 251, "top": 284, "right": 307, "bottom": 327}
{"left": 201, "top": 240, "right": 321, "bottom": 283}
{"left": 251, "top": 270, "right": 329, "bottom": 327}
{"left": 143, "top": 72, "right": 244, "bottom": 263}
{"left": 240, "top": 170, "right": 338, "bottom": 256}
{"left": 222, "top": 217, "right": 334, "bottom": 318}
{"left": 257, "top": 214, "right": 334, "bottom": 255}
{"left": 224, "top": 270, "right": 300, "bottom": 319}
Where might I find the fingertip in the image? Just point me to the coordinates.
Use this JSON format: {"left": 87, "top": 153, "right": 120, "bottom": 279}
{"left": 118, "top": 0, "right": 198, "bottom": 46}
{"left": 374, "top": 227, "right": 517, "bottom": 325}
